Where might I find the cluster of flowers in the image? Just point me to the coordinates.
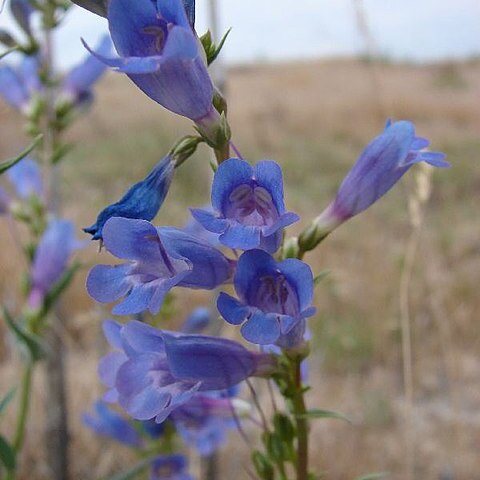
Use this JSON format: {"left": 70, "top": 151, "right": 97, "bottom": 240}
{"left": 64, "top": 0, "right": 448, "bottom": 476}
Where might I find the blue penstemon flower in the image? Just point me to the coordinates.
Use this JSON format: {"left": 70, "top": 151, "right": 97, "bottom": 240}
{"left": 84, "top": 155, "right": 175, "bottom": 240}
{"left": 97, "top": 320, "right": 276, "bottom": 423}
{"left": 217, "top": 249, "right": 316, "bottom": 345}
{"left": 86, "top": 217, "right": 233, "bottom": 315}
{"left": 82, "top": 0, "right": 217, "bottom": 125}
{"left": 191, "top": 158, "right": 299, "bottom": 253}
{"left": 313, "top": 119, "right": 449, "bottom": 235}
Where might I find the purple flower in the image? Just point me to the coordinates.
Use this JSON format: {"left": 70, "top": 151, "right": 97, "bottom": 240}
{"left": 98, "top": 320, "right": 275, "bottom": 423}
{"left": 315, "top": 120, "right": 449, "bottom": 232}
{"left": 28, "top": 219, "right": 81, "bottom": 309}
{"left": 86, "top": 217, "right": 233, "bottom": 315}
{"left": 217, "top": 249, "right": 316, "bottom": 345}
{"left": 0, "top": 56, "right": 42, "bottom": 114}
{"left": 172, "top": 393, "right": 239, "bottom": 456}
{"left": 84, "top": 155, "right": 175, "bottom": 241}
{"left": 150, "top": 454, "right": 193, "bottom": 480}
{"left": 191, "top": 159, "right": 299, "bottom": 253}
{"left": 61, "top": 35, "right": 112, "bottom": 108}
{"left": 7, "top": 157, "right": 43, "bottom": 199}
{"left": 82, "top": 401, "right": 143, "bottom": 448}
{"left": 180, "top": 307, "right": 212, "bottom": 334}
{"left": 183, "top": 208, "right": 220, "bottom": 247}
{"left": 10, "top": 0, "right": 34, "bottom": 36}
{"left": 82, "top": 0, "right": 214, "bottom": 122}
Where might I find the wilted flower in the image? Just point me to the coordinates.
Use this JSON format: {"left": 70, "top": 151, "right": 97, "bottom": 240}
{"left": 98, "top": 320, "right": 276, "bottom": 423}
{"left": 217, "top": 249, "right": 315, "bottom": 345}
{"left": 7, "top": 157, "right": 43, "bottom": 199}
{"left": 82, "top": 0, "right": 215, "bottom": 123}
{"left": 28, "top": 219, "right": 81, "bottom": 309}
{"left": 311, "top": 120, "right": 448, "bottom": 238}
{"left": 84, "top": 155, "right": 175, "bottom": 240}
{"left": 86, "top": 217, "right": 233, "bottom": 315}
{"left": 191, "top": 159, "right": 299, "bottom": 253}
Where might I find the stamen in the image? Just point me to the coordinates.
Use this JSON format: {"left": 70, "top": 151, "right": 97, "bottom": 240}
{"left": 143, "top": 25, "right": 166, "bottom": 52}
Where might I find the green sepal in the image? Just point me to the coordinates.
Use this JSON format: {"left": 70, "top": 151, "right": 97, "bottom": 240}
{"left": 0, "top": 135, "right": 42, "bottom": 175}
{"left": 52, "top": 142, "right": 73, "bottom": 164}
{"left": 200, "top": 28, "right": 232, "bottom": 66}
{"left": 0, "top": 389, "right": 16, "bottom": 416}
{"left": 0, "top": 30, "right": 17, "bottom": 49}
{"left": 297, "top": 408, "right": 352, "bottom": 423}
{"left": 2, "top": 307, "right": 47, "bottom": 361}
{"left": 0, "top": 434, "right": 16, "bottom": 472}
{"left": 273, "top": 413, "right": 296, "bottom": 443}
{"left": 251, "top": 450, "right": 274, "bottom": 480}
{"left": 170, "top": 135, "right": 204, "bottom": 168}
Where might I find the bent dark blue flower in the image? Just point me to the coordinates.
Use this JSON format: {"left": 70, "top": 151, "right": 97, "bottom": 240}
{"left": 191, "top": 158, "right": 299, "bottom": 253}
{"left": 86, "top": 217, "right": 233, "bottom": 315}
{"left": 84, "top": 155, "right": 175, "bottom": 240}
{"left": 83, "top": 0, "right": 213, "bottom": 122}
{"left": 315, "top": 120, "right": 449, "bottom": 233}
{"left": 217, "top": 249, "right": 316, "bottom": 345}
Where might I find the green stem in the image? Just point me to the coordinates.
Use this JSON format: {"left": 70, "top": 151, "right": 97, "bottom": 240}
{"left": 293, "top": 357, "right": 309, "bottom": 480}
{"left": 13, "top": 361, "right": 34, "bottom": 452}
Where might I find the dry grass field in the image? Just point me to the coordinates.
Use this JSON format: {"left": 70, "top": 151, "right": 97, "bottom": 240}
{"left": 0, "top": 58, "right": 479, "bottom": 479}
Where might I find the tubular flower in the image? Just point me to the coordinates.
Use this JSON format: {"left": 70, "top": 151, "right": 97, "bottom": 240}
{"left": 82, "top": 0, "right": 215, "bottom": 122}
{"left": 191, "top": 158, "right": 299, "bottom": 253}
{"left": 313, "top": 120, "right": 449, "bottom": 235}
{"left": 61, "top": 35, "right": 112, "bottom": 108}
{"left": 28, "top": 219, "right": 81, "bottom": 309}
{"left": 150, "top": 454, "right": 193, "bottom": 480}
{"left": 98, "top": 320, "right": 276, "bottom": 424}
{"left": 7, "top": 157, "right": 43, "bottom": 200}
{"left": 84, "top": 155, "right": 175, "bottom": 240}
{"left": 217, "top": 249, "right": 316, "bottom": 345}
{"left": 86, "top": 217, "right": 233, "bottom": 315}
{"left": 82, "top": 401, "right": 144, "bottom": 448}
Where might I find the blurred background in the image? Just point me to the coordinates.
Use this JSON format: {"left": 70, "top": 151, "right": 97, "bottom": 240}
{"left": 0, "top": 1, "right": 479, "bottom": 479}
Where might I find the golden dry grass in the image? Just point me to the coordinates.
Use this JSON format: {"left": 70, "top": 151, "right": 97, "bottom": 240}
{"left": 0, "top": 58, "right": 479, "bottom": 479}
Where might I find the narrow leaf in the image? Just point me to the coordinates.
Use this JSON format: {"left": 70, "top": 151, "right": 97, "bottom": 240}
{"left": 314, "top": 270, "right": 330, "bottom": 285}
{"left": 0, "top": 434, "right": 16, "bottom": 471}
{"left": 0, "top": 389, "right": 16, "bottom": 415}
{"left": 0, "top": 45, "right": 19, "bottom": 60}
{"left": 41, "top": 261, "right": 81, "bottom": 314}
{"left": 2, "top": 307, "right": 47, "bottom": 361}
{"left": 103, "top": 456, "right": 157, "bottom": 480}
{"left": 354, "top": 473, "right": 389, "bottom": 480}
{"left": 298, "top": 409, "right": 352, "bottom": 423}
{"left": 0, "top": 135, "right": 42, "bottom": 175}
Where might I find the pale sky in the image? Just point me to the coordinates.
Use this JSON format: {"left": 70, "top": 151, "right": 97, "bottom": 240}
{"left": 1, "top": 0, "right": 479, "bottom": 68}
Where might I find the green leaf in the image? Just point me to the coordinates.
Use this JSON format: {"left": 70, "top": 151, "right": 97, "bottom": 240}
{"left": 354, "top": 473, "right": 389, "bottom": 480}
{"left": 2, "top": 307, "right": 47, "bottom": 361}
{"left": 0, "top": 434, "right": 16, "bottom": 472}
{"left": 0, "top": 135, "right": 42, "bottom": 175}
{"left": 297, "top": 409, "right": 352, "bottom": 423}
{"left": 103, "top": 456, "right": 158, "bottom": 480}
{"left": 0, "top": 389, "right": 16, "bottom": 416}
{"left": 0, "top": 45, "right": 20, "bottom": 60}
